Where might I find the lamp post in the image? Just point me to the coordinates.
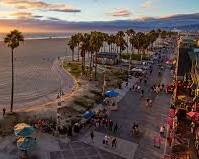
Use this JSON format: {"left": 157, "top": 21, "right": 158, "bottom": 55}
{"left": 102, "top": 59, "right": 106, "bottom": 96}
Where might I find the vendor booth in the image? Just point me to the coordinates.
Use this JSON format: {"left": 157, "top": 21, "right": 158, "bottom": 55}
{"left": 104, "top": 90, "right": 119, "bottom": 110}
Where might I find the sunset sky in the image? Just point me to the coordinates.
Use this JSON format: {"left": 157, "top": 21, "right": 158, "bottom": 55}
{"left": 0, "top": 0, "right": 199, "bottom": 32}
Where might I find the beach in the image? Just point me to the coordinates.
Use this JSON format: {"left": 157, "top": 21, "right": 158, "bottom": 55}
{"left": 0, "top": 38, "right": 73, "bottom": 110}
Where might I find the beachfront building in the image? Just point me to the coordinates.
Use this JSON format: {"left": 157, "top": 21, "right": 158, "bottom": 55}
{"left": 96, "top": 52, "right": 119, "bottom": 65}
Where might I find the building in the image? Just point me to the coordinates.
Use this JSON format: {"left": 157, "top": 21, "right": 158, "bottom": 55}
{"left": 96, "top": 52, "right": 119, "bottom": 65}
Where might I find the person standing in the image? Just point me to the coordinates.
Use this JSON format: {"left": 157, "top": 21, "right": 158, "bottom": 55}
{"left": 112, "top": 138, "right": 117, "bottom": 148}
{"left": 3, "top": 108, "right": 6, "bottom": 117}
{"left": 113, "top": 123, "right": 118, "bottom": 133}
{"left": 141, "top": 89, "right": 144, "bottom": 97}
{"left": 90, "top": 130, "right": 94, "bottom": 143}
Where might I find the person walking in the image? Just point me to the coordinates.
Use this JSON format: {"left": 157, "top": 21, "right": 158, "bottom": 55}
{"left": 3, "top": 108, "right": 6, "bottom": 117}
{"left": 159, "top": 125, "right": 165, "bottom": 137}
{"left": 109, "top": 120, "right": 113, "bottom": 131}
{"left": 141, "top": 89, "right": 144, "bottom": 97}
{"left": 154, "top": 135, "right": 161, "bottom": 149}
{"left": 113, "top": 123, "right": 118, "bottom": 133}
{"left": 90, "top": 130, "right": 94, "bottom": 143}
{"left": 104, "top": 135, "right": 109, "bottom": 145}
{"left": 112, "top": 137, "right": 117, "bottom": 148}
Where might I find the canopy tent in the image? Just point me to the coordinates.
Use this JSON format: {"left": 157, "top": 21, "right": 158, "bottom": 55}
{"left": 83, "top": 111, "right": 95, "bottom": 120}
{"left": 105, "top": 90, "right": 119, "bottom": 97}
{"left": 187, "top": 111, "right": 196, "bottom": 118}
{"left": 14, "top": 123, "right": 34, "bottom": 137}
{"left": 17, "top": 137, "right": 36, "bottom": 151}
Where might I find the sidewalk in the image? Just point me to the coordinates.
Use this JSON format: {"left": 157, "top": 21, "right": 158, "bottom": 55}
{"left": 94, "top": 58, "right": 173, "bottom": 159}
{"left": 80, "top": 131, "right": 138, "bottom": 159}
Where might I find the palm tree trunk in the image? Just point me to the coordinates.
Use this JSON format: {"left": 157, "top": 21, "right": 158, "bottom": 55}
{"left": 89, "top": 53, "right": 93, "bottom": 80}
{"left": 10, "top": 49, "right": 14, "bottom": 112}
{"left": 77, "top": 45, "right": 80, "bottom": 61}
{"left": 94, "top": 52, "right": 97, "bottom": 80}
{"left": 127, "top": 37, "right": 129, "bottom": 53}
{"left": 72, "top": 50, "right": 74, "bottom": 61}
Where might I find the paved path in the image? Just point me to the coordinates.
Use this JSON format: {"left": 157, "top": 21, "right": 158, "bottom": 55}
{"left": 95, "top": 54, "right": 173, "bottom": 159}
{"left": 80, "top": 131, "right": 138, "bottom": 159}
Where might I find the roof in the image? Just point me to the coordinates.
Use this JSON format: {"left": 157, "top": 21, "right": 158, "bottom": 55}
{"left": 96, "top": 52, "right": 118, "bottom": 59}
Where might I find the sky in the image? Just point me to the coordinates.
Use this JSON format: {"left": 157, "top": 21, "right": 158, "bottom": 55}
{"left": 0, "top": 0, "right": 199, "bottom": 32}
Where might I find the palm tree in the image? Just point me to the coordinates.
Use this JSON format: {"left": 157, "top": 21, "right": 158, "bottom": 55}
{"left": 126, "top": 29, "right": 135, "bottom": 53}
{"left": 4, "top": 30, "right": 24, "bottom": 112}
{"left": 79, "top": 33, "right": 90, "bottom": 74}
{"left": 90, "top": 32, "right": 104, "bottom": 80}
{"left": 68, "top": 35, "right": 76, "bottom": 61}
{"left": 115, "top": 31, "right": 126, "bottom": 58}
{"left": 75, "top": 33, "right": 83, "bottom": 61}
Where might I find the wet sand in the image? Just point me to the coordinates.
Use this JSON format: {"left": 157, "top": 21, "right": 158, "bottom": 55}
{"left": 0, "top": 38, "right": 73, "bottom": 109}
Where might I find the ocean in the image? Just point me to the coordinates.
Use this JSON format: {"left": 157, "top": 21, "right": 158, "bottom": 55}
{"left": 0, "top": 32, "right": 73, "bottom": 41}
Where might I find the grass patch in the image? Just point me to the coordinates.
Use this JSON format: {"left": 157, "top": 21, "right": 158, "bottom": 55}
{"left": 63, "top": 62, "right": 82, "bottom": 78}
{"left": 74, "top": 97, "right": 95, "bottom": 110}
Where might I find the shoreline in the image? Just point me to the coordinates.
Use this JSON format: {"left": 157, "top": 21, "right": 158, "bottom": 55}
{"left": 0, "top": 36, "right": 69, "bottom": 42}
{"left": 1, "top": 57, "right": 77, "bottom": 113}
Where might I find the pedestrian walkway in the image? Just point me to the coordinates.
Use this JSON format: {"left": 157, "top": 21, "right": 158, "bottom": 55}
{"left": 94, "top": 55, "right": 173, "bottom": 159}
{"left": 80, "top": 131, "right": 138, "bottom": 159}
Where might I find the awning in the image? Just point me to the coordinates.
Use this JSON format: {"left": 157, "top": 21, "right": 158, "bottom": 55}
{"left": 187, "top": 111, "right": 196, "bottom": 118}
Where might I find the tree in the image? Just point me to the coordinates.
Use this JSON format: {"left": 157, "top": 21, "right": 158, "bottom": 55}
{"left": 90, "top": 32, "right": 104, "bottom": 80}
{"left": 4, "top": 30, "right": 24, "bottom": 112}
{"left": 79, "top": 33, "right": 90, "bottom": 74}
{"left": 126, "top": 29, "right": 135, "bottom": 53}
{"left": 115, "top": 31, "right": 127, "bottom": 58}
{"left": 68, "top": 35, "right": 76, "bottom": 61}
{"left": 75, "top": 33, "right": 83, "bottom": 61}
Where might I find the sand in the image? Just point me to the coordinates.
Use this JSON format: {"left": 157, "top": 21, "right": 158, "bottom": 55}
{"left": 0, "top": 38, "right": 75, "bottom": 110}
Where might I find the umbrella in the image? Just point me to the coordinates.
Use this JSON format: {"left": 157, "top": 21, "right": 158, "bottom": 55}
{"left": 14, "top": 123, "right": 34, "bottom": 137}
{"left": 83, "top": 111, "right": 95, "bottom": 119}
{"left": 17, "top": 137, "right": 36, "bottom": 151}
{"left": 105, "top": 90, "right": 119, "bottom": 97}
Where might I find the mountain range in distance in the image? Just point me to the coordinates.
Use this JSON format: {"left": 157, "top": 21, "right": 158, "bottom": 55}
{"left": 0, "top": 13, "right": 199, "bottom": 32}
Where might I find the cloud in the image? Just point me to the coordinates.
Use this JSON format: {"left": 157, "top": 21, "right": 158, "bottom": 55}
{"left": 142, "top": 0, "right": 152, "bottom": 8}
{"left": 3, "top": 11, "right": 44, "bottom": 19}
{"left": 0, "top": 12, "right": 199, "bottom": 33}
{"left": 0, "top": 0, "right": 81, "bottom": 13}
{"left": 107, "top": 8, "right": 132, "bottom": 17}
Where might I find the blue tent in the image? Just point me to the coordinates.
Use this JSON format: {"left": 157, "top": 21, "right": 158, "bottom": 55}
{"left": 17, "top": 137, "right": 37, "bottom": 151}
{"left": 83, "top": 111, "right": 95, "bottom": 119}
{"left": 14, "top": 123, "right": 34, "bottom": 137}
{"left": 105, "top": 90, "right": 119, "bottom": 97}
